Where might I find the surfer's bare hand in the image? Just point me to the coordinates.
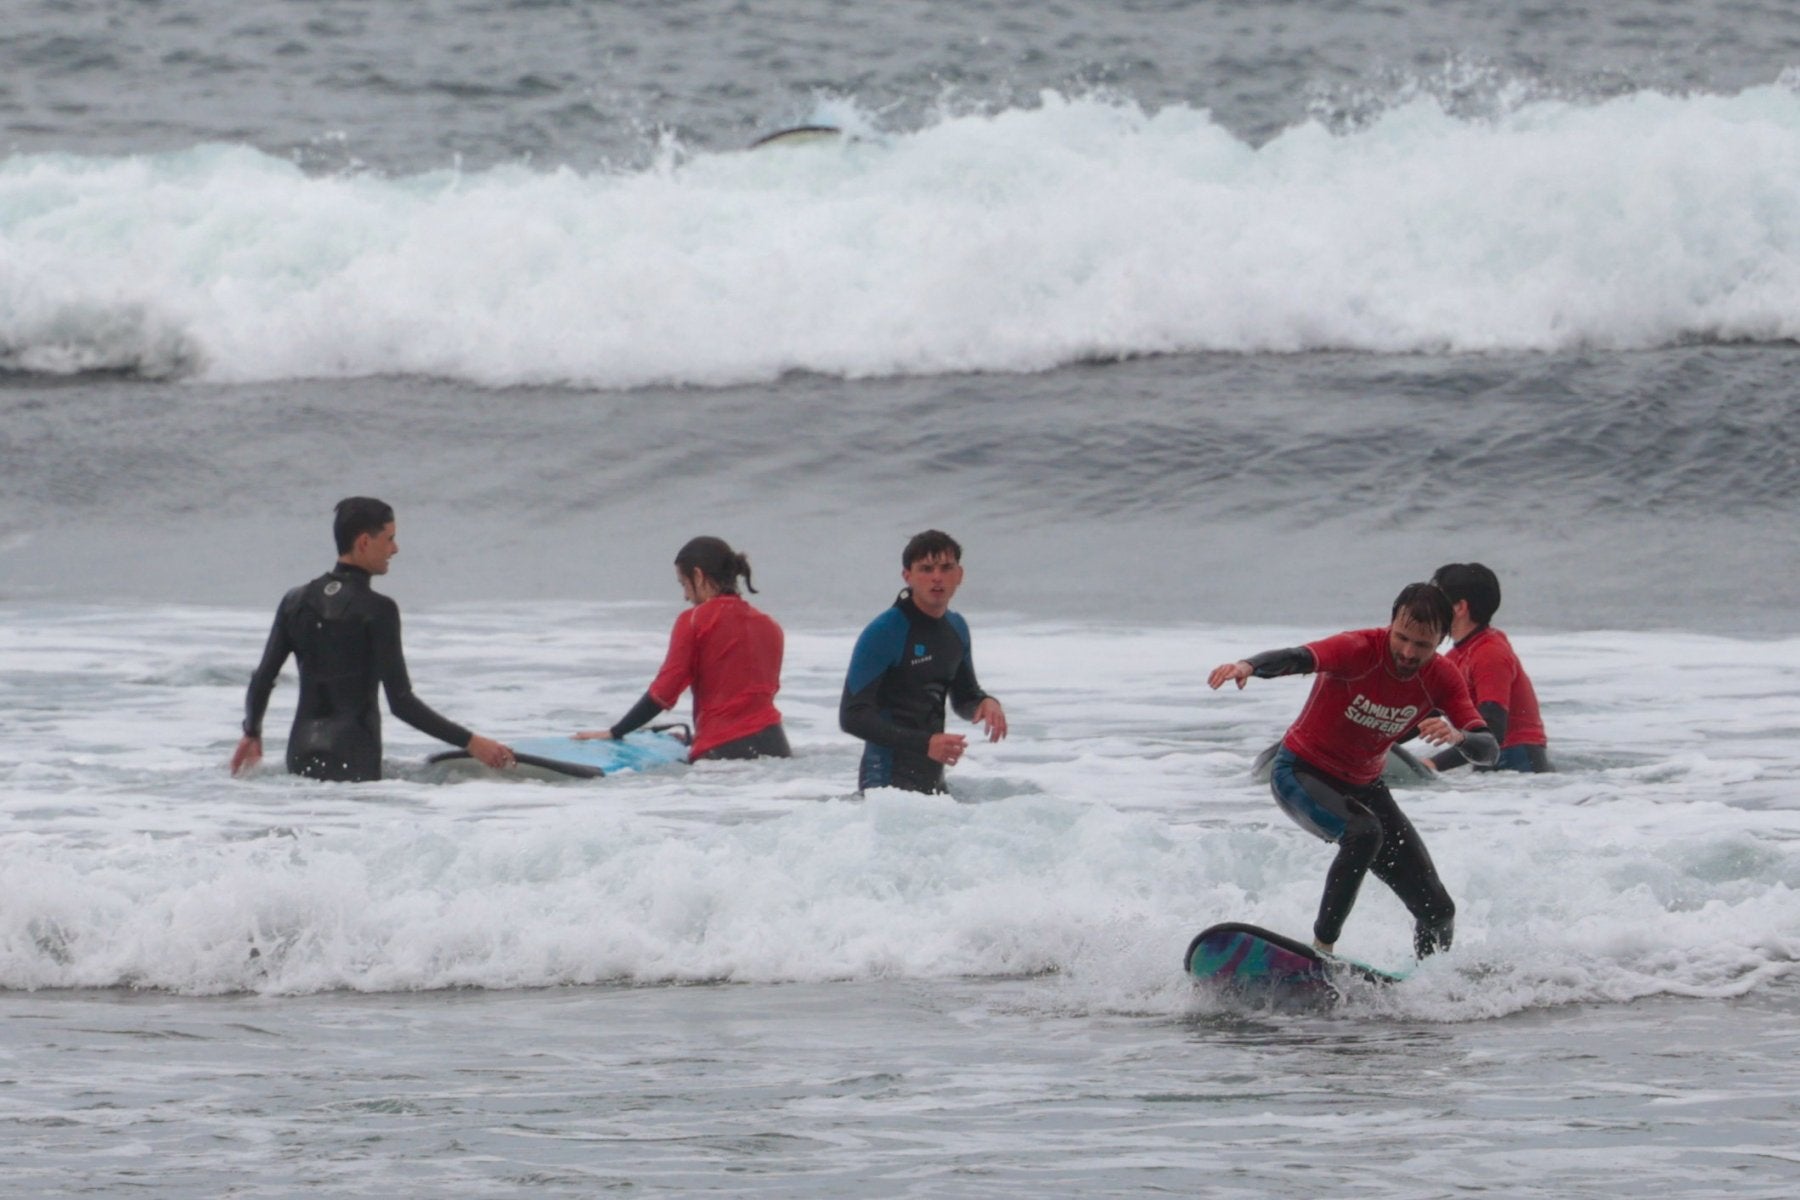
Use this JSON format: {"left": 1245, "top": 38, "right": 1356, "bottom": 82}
{"left": 230, "top": 735, "right": 262, "bottom": 776}
{"left": 928, "top": 732, "right": 969, "bottom": 766}
{"left": 1415, "top": 717, "right": 1462, "bottom": 746}
{"left": 467, "top": 735, "right": 515, "bottom": 768}
{"left": 1208, "top": 661, "right": 1253, "bottom": 690}
{"left": 974, "top": 698, "right": 1008, "bottom": 742}
{"left": 573, "top": 729, "right": 614, "bottom": 741}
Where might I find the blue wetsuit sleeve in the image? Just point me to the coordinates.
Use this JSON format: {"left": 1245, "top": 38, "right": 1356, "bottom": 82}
{"left": 840, "top": 611, "right": 931, "bottom": 754}
{"left": 372, "top": 600, "right": 473, "bottom": 748}
{"left": 242, "top": 594, "right": 296, "bottom": 737}
{"left": 946, "top": 613, "right": 990, "bottom": 721}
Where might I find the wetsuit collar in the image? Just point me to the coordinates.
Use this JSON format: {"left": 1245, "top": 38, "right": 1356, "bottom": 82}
{"left": 1453, "top": 624, "right": 1493, "bottom": 649}
{"left": 894, "top": 588, "right": 944, "bottom": 621}
{"left": 330, "top": 563, "right": 373, "bottom": 584}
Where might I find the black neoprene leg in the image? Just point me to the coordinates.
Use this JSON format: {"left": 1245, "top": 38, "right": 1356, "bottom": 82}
{"left": 1313, "top": 799, "right": 1384, "bottom": 947}
{"left": 1360, "top": 783, "right": 1456, "bottom": 956}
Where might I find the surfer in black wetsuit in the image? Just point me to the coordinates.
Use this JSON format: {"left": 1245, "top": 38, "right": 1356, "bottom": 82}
{"left": 229, "top": 497, "right": 515, "bottom": 782}
{"left": 839, "top": 530, "right": 1007, "bottom": 794}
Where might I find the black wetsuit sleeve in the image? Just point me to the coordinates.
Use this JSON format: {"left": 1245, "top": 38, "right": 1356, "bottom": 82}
{"left": 609, "top": 692, "right": 666, "bottom": 740}
{"left": 1432, "top": 701, "right": 1508, "bottom": 770}
{"left": 242, "top": 599, "right": 295, "bottom": 737}
{"left": 372, "top": 602, "right": 473, "bottom": 748}
{"left": 1246, "top": 646, "right": 1316, "bottom": 678}
{"left": 948, "top": 647, "right": 990, "bottom": 723}
{"left": 840, "top": 682, "right": 933, "bottom": 754}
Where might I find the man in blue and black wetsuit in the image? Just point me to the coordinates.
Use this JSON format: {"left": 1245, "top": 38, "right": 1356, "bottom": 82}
{"left": 229, "top": 497, "right": 515, "bottom": 782}
{"left": 839, "top": 530, "right": 1007, "bottom": 794}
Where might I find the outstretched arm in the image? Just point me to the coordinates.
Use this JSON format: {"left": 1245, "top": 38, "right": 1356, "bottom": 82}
{"left": 577, "top": 692, "right": 666, "bottom": 741}
{"left": 373, "top": 603, "right": 513, "bottom": 767}
{"left": 1208, "top": 646, "right": 1316, "bottom": 690}
{"left": 580, "top": 615, "right": 688, "bottom": 740}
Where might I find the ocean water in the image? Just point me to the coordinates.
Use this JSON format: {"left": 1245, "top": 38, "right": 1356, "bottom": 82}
{"left": 4, "top": 1, "right": 1800, "bottom": 1196}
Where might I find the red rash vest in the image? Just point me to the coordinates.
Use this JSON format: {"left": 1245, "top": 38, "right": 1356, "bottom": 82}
{"left": 1442, "top": 626, "right": 1547, "bottom": 748}
{"left": 648, "top": 594, "right": 784, "bottom": 760}
{"left": 1281, "top": 627, "right": 1484, "bottom": 786}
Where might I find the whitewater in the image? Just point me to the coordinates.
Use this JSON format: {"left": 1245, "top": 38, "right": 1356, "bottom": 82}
{"left": 4, "top": 601, "right": 1799, "bottom": 1195}
{"left": 5, "top": 607, "right": 1795, "bottom": 1011}
{"left": 10, "top": 86, "right": 1800, "bottom": 386}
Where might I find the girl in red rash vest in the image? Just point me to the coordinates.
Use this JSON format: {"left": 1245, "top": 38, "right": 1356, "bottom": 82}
{"left": 577, "top": 536, "right": 790, "bottom": 762}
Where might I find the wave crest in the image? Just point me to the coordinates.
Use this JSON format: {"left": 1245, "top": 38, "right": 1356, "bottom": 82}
{"left": 6, "top": 86, "right": 1800, "bottom": 387}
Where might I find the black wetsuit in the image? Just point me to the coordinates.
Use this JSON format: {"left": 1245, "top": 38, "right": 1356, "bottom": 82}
{"left": 839, "top": 590, "right": 993, "bottom": 794}
{"left": 242, "top": 564, "right": 472, "bottom": 782}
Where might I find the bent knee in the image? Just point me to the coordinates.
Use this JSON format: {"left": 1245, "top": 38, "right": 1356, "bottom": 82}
{"left": 1337, "top": 812, "right": 1383, "bottom": 861}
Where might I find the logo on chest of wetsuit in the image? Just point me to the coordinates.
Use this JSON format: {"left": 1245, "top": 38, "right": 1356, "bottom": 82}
{"left": 1343, "top": 694, "right": 1419, "bottom": 737}
{"left": 910, "top": 643, "right": 933, "bottom": 666}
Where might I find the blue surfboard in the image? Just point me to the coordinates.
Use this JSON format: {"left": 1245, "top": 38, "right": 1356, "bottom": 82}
{"left": 1185, "top": 922, "right": 1404, "bottom": 1006}
{"left": 428, "top": 727, "right": 691, "bottom": 780}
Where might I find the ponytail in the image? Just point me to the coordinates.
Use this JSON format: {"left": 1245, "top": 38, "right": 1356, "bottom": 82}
{"left": 675, "top": 536, "right": 757, "bottom": 595}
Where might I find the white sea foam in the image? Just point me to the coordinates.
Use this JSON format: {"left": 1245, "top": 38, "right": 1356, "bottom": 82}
{"left": 2, "top": 604, "right": 1795, "bottom": 1018}
{"left": 6, "top": 86, "right": 1800, "bottom": 387}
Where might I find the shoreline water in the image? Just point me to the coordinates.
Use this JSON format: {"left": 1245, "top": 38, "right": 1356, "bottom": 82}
{"left": 4, "top": 976, "right": 1797, "bottom": 1197}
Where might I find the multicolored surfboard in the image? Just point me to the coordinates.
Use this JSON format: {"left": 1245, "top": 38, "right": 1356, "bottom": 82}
{"left": 1184, "top": 922, "right": 1404, "bottom": 1005}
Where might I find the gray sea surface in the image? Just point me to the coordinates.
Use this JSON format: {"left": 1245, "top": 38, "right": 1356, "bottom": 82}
{"left": 6, "top": 980, "right": 1799, "bottom": 1198}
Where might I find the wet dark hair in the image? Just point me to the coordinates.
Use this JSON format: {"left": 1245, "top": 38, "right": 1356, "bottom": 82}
{"left": 1390, "top": 582, "right": 1454, "bottom": 639}
{"left": 675, "top": 535, "right": 756, "bottom": 595}
{"left": 333, "top": 497, "right": 395, "bottom": 554}
{"left": 902, "top": 529, "right": 962, "bottom": 569}
{"left": 1431, "top": 562, "right": 1502, "bottom": 627}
